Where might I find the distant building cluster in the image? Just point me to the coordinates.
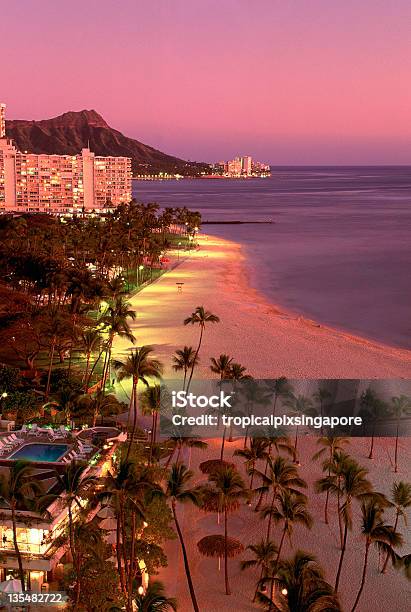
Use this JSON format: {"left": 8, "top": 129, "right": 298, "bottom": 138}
{"left": 0, "top": 103, "right": 132, "bottom": 214}
{"left": 216, "top": 155, "right": 270, "bottom": 177}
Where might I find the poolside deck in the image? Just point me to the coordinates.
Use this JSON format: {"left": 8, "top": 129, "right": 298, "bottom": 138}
{"left": 0, "top": 427, "right": 93, "bottom": 465}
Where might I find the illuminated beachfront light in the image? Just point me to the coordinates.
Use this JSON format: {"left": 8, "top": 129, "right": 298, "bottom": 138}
{"left": 137, "top": 586, "right": 144, "bottom": 595}
{"left": 143, "top": 521, "right": 148, "bottom": 528}
{"left": 1, "top": 392, "right": 7, "bottom": 398}
{"left": 139, "top": 265, "right": 144, "bottom": 271}
{"left": 281, "top": 588, "right": 288, "bottom": 596}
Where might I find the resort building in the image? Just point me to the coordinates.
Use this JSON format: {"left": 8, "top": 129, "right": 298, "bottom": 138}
{"left": 0, "top": 103, "right": 132, "bottom": 214}
{"left": 0, "top": 426, "right": 124, "bottom": 591}
{"left": 0, "top": 104, "right": 5, "bottom": 138}
{"left": 218, "top": 155, "right": 270, "bottom": 177}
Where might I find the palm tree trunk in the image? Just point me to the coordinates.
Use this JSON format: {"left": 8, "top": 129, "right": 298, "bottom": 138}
{"left": 127, "top": 510, "right": 137, "bottom": 612}
{"left": 11, "top": 502, "right": 25, "bottom": 591}
{"left": 268, "top": 525, "right": 287, "bottom": 610}
{"left": 256, "top": 452, "right": 271, "bottom": 511}
{"left": 125, "top": 378, "right": 138, "bottom": 462}
{"left": 165, "top": 446, "right": 176, "bottom": 468}
{"left": 220, "top": 426, "right": 226, "bottom": 461}
{"left": 186, "top": 326, "right": 203, "bottom": 393}
{"left": 382, "top": 509, "right": 399, "bottom": 573}
{"left": 324, "top": 458, "right": 331, "bottom": 525}
{"left": 68, "top": 503, "right": 81, "bottom": 605}
{"left": 368, "top": 421, "right": 376, "bottom": 459}
{"left": 351, "top": 540, "right": 370, "bottom": 612}
{"left": 293, "top": 425, "right": 299, "bottom": 462}
{"left": 224, "top": 508, "right": 231, "bottom": 595}
{"left": 83, "top": 352, "right": 91, "bottom": 384}
{"left": 86, "top": 345, "right": 105, "bottom": 390}
{"left": 337, "top": 477, "right": 343, "bottom": 549}
{"left": 116, "top": 511, "right": 126, "bottom": 593}
{"left": 335, "top": 521, "right": 348, "bottom": 591}
{"left": 172, "top": 501, "right": 200, "bottom": 611}
{"left": 45, "top": 340, "right": 56, "bottom": 398}
{"left": 394, "top": 418, "right": 399, "bottom": 473}
{"left": 266, "top": 488, "right": 276, "bottom": 543}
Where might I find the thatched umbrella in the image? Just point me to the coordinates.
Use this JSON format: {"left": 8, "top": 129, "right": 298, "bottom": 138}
{"left": 199, "top": 459, "right": 234, "bottom": 475}
{"left": 197, "top": 535, "right": 244, "bottom": 571}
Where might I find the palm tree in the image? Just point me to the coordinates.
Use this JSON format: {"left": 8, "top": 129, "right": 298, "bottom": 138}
{"left": 165, "top": 464, "right": 202, "bottom": 612}
{"left": 100, "top": 296, "right": 136, "bottom": 388}
{"left": 210, "top": 354, "right": 233, "bottom": 380}
{"left": 313, "top": 385, "right": 332, "bottom": 435}
{"left": 315, "top": 450, "right": 350, "bottom": 549}
{"left": 257, "top": 550, "right": 342, "bottom": 612}
{"left": 283, "top": 394, "right": 314, "bottom": 461}
{"left": 43, "top": 311, "right": 73, "bottom": 398}
{"left": 312, "top": 436, "right": 350, "bottom": 524}
{"left": 351, "top": 499, "right": 403, "bottom": 612}
{"left": 225, "top": 362, "right": 251, "bottom": 446}
{"left": 267, "top": 490, "right": 312, "bottom": 566}
{"left": 255, "top": 456, "right": 307, "bottom": 542}
{"left": 266, "top": 377, "right": 294, "bottom": 417}
{"left": 0, "top": 461, "right": 42, "bottom": 591}
{"left": 100, "top": 459, "right": 161, "bottom": 597}
{"left": 172, "top": 346, "right": 199, "bottom": 390}
{"left": 54, "top": 462, "right": 98, "bottom": 604}
{"left": 79, "top": 328, "right": 102, "bottom": 385}
{"left": 381, "top": 481, "right": 411, "bottom": 573}
{"left": 261, "top": 489, "right": 313, "bottom": 598}
{"left": 358, "top": 388, "right": 387, "bottom": 460}
{"left": 389, "top": 395, "right": 411, "bottom": 472}
{"left": 241, "top": 540, "right": 278, "bottom": 602}
{"left": 183, "top": 306, "right": 220, "bottom": 391}
{"left": 140, "top": 384, "right": 162, "bottom": 464}
{"left": 202, "top": 465, "right": 249, "bottom": 595}
{"left": 254, "top": 430, "right": 294, "bottom": 511}
{"left": 165, "top": 435, "right": 208, "bottom": 467}
{"left": 234, "top": 437, "right": 269, "bottom": 489}
{"left": 135, "top": 581, "right": 177, "bottom": 611}
{"left": 113, "top": 346, "right": 163, "bottom": 461}
{"left": 328, "top": 458, "right": 373, "bottom": 591}
{"left": 230, "top": 362, "right": 250, "bottom": 382}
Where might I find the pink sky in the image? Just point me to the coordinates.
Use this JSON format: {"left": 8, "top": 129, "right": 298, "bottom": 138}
{"left": 1, "top": 0, "right": 411, "bottom": 164}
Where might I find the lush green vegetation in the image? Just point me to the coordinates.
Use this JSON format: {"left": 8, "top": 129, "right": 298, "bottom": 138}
{"left": 0, "top": 204, "right": 410, "bottom": 610}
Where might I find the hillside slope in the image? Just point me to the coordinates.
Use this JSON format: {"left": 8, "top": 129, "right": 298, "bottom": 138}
{"left": 6, "top": 110, "right": 209, "bottom": 175}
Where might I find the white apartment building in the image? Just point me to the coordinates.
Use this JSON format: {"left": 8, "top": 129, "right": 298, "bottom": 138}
{"left": 0, "top": 104, "right": 132, "bottom": 214}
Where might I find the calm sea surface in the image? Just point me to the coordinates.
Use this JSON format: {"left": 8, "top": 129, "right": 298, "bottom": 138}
{"left": 133, "top": 167, "right": 411, "bottom": 350}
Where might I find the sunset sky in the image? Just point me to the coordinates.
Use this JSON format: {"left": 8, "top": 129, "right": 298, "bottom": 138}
{"left": 1, "top": 0, "right": 411, "bottom": 164}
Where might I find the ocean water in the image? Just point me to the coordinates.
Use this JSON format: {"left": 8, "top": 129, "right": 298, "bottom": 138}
{"left": 133, "top": 167, "right": 411, "bottom": 350}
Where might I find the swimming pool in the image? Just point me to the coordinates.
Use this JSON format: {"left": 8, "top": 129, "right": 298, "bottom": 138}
{"left": 9, "top": 443, "right": 69, "bottom": 462}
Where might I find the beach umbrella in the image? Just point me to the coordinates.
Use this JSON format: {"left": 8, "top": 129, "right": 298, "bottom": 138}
{"left": 103, "top": 531, "right": 118, "bottom": 545}
{"left": 99, "top": 517, "right": 117, "bottom": 531}
{"left": 0, "top": 579, "right": 22, "bottom": 593}
{"left": 197, "top": 535, "right": 244, "bottom": 571}
{"left": 97, "top": 505, "right": 115, "bottom": 519}
{"left": 199, "top": 459, "right": 234, "bottom": 475}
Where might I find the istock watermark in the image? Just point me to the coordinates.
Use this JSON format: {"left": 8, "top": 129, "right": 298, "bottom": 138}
{"left": 171, "top": 390, "right": 233, "bottom": 409}
{"left": 159, "top": 378, "right": 411, "bottom": 439}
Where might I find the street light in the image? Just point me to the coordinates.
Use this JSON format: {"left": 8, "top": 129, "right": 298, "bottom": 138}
{"left": 138, "top": 264, "right": 144, "bottom": 285}
{"left": 177, "top": 241, "right": 181, "bottom": 261}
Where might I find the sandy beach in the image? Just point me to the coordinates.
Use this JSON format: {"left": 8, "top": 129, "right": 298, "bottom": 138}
{"left": 111, "top": 234, "right": 411, "bottom": 612}
{"left": 112, "top": 234, "right": 411, "bottom": 379}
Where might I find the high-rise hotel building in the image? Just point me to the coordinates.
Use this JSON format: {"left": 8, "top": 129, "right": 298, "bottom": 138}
{"left": 0, "top": 104, "right": 132, "bottom": 214}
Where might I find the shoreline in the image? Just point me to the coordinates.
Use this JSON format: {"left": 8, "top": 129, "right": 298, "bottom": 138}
{"left": 113, "top": 233, "right": 411, "bottom": 379}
